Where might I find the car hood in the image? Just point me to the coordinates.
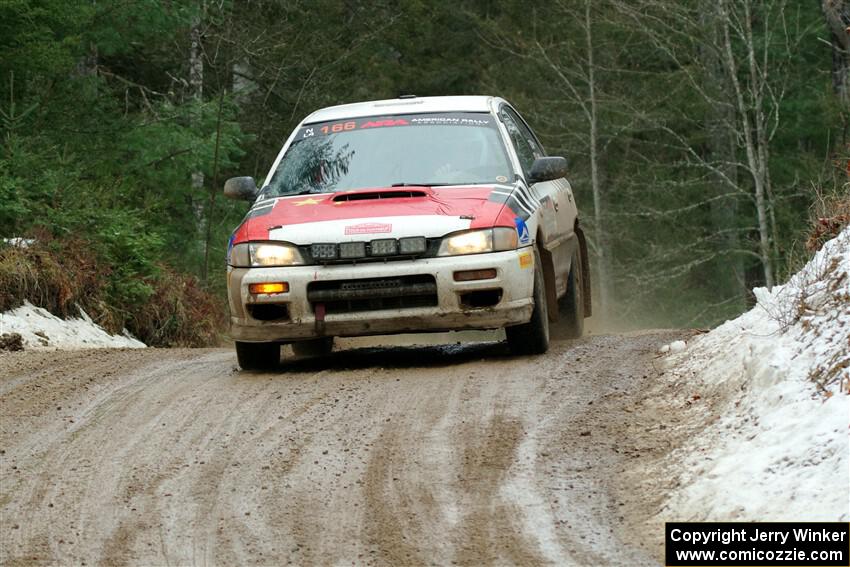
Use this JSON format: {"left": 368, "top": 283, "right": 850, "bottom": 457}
{"left": 231, "top": 185, "right": 522, "bottom": 245}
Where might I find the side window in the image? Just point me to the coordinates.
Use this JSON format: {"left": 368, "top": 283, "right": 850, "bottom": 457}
{"left": 500, "top": 107, "right": 545, "bottom": 175}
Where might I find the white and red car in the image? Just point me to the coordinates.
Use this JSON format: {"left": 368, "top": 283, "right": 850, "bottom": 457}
{"left": 225, "top": 95, "right": 591, "bottom": 369}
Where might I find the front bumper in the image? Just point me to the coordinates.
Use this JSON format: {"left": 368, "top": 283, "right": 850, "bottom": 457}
{"left": 228, "top": 248, "right": 535, "bottom": 342}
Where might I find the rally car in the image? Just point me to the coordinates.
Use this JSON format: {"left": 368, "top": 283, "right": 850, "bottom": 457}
{"left": 225, "top": 95, "right": 591, "bottom": 369}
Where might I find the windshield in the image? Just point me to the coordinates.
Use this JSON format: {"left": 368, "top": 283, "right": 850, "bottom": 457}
{"left": 263, "top": 112, "right": 513, "bottom": 197}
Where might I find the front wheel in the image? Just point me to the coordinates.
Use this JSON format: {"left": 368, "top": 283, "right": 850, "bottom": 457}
{"left": 551, "top": 249, "right": 584, "bottom": 340}
{"left": 235, "top": 341, "right": 280, "bottom": 370}
{"left": 506, "top": 248, "right": 550, "bottom": 355}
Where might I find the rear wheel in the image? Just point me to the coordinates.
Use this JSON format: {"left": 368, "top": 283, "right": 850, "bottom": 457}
{"left": 551, "top": 249, "right": 585, "bottom": 340}
{"left": 506, "top": 248, "right": 550, "bottom": 355}
{"left": 291, "top": 337, "right": 334, "bottom": 358}
{"left": 235, "top": 341, "right": 280, "bottom": 370}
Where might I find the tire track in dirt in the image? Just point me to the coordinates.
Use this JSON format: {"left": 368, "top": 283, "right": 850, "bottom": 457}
{"left": 3, "top": 353, "right": 188, "bottom": 565}
{"left": 1, "top": 331, "right": 685, "bottom": 565}
{"left": 454, "top": 413, "right": 544, "bottom": 566}
{"left": 360, "top": 372, "right": 461, "bottom": 566}
{"left": 3, "top": 352, "right": 234, "bottom": 566}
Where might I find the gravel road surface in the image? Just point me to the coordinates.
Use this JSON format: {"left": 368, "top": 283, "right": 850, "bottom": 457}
{"left": 0, "top": 331, "right": 684, "bottom": 566}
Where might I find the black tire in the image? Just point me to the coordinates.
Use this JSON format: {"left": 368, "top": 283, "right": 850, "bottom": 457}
{"left": 235, "top": 341, "right": 280, "bottom": 370}
{"left": 551, "top": 249, "right": 585, "bottom": 340}
{"left": 506, "top": 247, "right": 550, "bottom": 355}
{"left": 291, "top": 337, "right": 334, "bottom": 358}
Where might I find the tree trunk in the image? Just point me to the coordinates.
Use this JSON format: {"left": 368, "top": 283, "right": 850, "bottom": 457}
{"left": 743, "top": 0, "right": 778, "bottom": 284}
{"left": 189, "top": 8, "right": 205, "bottom": 195}
{"left": 202, "top": 89, "right": 225, "bottom": 284}
{"left": 822, "top": 0, "right": 850, "bottom": 140}
{"left": 232, "top": 57, "right": 255, "bottom": 108}
{"left": 585, "top": 0, "right": 613, "bottom": 319}
{"left": 701, "top": 0, "right": 746, "bottom": 302}
{"left": 719, "top": 0, "right": 775, "bottom": 289}
{"left": 76, "top": 1, "right": 98, "bottom": 78}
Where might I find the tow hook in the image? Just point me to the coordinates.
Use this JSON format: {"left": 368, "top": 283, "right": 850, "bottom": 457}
{"left": 315, "top": 303, "right": 326, "bottom": 334}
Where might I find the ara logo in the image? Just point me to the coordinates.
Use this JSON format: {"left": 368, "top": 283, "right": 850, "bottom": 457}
{"left": 344, "top": 222, "right": 392, "bottom": 235}
{"left": 360, "top": 119, "right": 409, "bottom": 129}
{"left": 515, "top": 217, "right": 530, "bottom": 244}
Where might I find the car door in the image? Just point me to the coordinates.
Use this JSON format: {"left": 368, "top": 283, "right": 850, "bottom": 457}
{"left": 499, "top": 105, "right": 572, "bottom": 296}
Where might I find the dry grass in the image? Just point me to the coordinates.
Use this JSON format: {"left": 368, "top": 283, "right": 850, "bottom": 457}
{"left": 0, "top": 232, "right": 224, "bottom": 347}
{"left": 806, "top": 159, "right": 850, "bottom": 253}
{"left": 131, "top": 268, "right": 224, "bottom": 347}
{"left": 0, "top": 230, "right": 113, "bottom": 323}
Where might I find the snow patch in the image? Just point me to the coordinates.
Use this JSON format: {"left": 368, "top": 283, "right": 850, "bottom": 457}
{"left": 668, "top": 340, "right": 687, "bottom": 354}
{"left": 0, "top": 301, "right": 146, "bottom": 350}
{"left": 659, "top": 340, "right": 687, "bottom": 354}
{"left": 2, "top": 237, "right": 35, "bottom": 249}
{"left": 659, "top": 227, "right": 850, "bottom": 521}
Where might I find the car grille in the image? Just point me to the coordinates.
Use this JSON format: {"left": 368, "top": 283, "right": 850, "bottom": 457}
{"left": 307, "top": 275, "right": 438, "bottom": 314}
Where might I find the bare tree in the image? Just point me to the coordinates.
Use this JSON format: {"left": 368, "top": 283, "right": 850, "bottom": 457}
{"left": 536, "top": 0, "right": 613, "bottom": 318}
{"left": 822, "top": 0, "right": 850, "bottom": 140}
{"left": 613, "top": 0, "right": 802, "bottom": 290}
{"left": 718, "top": 0, "right": 776, "bottom": 288}
{"left": 480, "top": 0, "right": 615, "bottom": 319}
{"left": 189, "top": 3, "right": 205, "bottom": 195}
{"left": 581, "top": 0, "right": 613, "bottom": 319}
{"left": 701, "top": 0, "right": 746, "bottom": 299}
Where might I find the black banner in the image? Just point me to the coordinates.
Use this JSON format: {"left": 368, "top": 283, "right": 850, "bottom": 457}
{"left": 666, "top": 522, "right": 849, "bottom": 566}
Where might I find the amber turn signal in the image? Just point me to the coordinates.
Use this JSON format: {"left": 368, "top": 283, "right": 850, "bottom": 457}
{"left": 453, "top": 269, "right": 497, "bottom": 282}
{"left": 248, "top": 282, "right": 289, "bottom": 294}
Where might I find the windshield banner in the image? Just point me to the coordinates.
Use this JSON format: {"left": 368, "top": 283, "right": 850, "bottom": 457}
{"left": 296, "top": 113, "right": 497, "bottom": 140}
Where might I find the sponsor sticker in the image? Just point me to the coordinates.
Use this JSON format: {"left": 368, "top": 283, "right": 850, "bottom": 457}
{"left": 293, "top": 197, "right": 323, "bottom": 206}
{"left": 361, "top": 119, "right": 409, "bottom": 129}
{"left": 514, "top": 217, "right": 531, "bottom": 245}
{"left": 344, "top": 222, "right": 393, "bottom": 235}
{"left": 409, "top": 116, "right": 491, "bottom": 126}
{"left": 519, "top": 251, "right": 533, "bottom": 269}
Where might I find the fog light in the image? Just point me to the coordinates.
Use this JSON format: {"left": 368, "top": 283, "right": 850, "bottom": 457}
{"left": 311, "top": 243, "right": 337, "bottom": 260}
{"left": 454, "top": 269, "right": 497, "bottom": 282}
{"left": 249, "top": 282, "right": 289, "bottom": 294}
{"left": 399, "top": 236, "right": 427, "bottom": 254}
{"left": 339, "top": 241, "right": 366, "bottom": 259}
{"left": 370, "top": 238, "right": 398, "bottom": 256}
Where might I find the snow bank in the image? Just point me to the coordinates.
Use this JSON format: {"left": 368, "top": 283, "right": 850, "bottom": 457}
{"left": 0, "top": 301, "right": 145, "bottom": 350}
{"left": 659, "top": 227, "right": 850, "bottom": 521}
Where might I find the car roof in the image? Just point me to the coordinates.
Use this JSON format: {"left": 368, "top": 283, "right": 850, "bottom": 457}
{"left": 302, "top": 95, "right": 505, "bottom": 124}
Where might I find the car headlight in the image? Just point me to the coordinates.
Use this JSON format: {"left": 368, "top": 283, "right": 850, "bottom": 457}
{"left": 437, "top": 228, "right": 518, "bottom": 256}
{"left": 228, "top": 242, "right": 304, "bottom": 267}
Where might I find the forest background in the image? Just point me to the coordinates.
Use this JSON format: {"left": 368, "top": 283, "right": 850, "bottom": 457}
{"left": 1, "top": 0, "right": 848, "bottom": 345}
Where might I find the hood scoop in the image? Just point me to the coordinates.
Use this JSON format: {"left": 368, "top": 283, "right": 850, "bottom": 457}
{"left": 333, "top": 190, "right": 428, "bottom": 202}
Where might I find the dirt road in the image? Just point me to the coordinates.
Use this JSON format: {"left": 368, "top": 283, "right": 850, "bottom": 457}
{"left": 0, "top": 331, "right": 685, "bottom": 566}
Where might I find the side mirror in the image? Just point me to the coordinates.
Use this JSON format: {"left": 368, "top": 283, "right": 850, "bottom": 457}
{"left": 224, "top": 176, "right": 259, "bottom": 201}
{"left": 528, "top": 156, "right": 568, "bottom": 183}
